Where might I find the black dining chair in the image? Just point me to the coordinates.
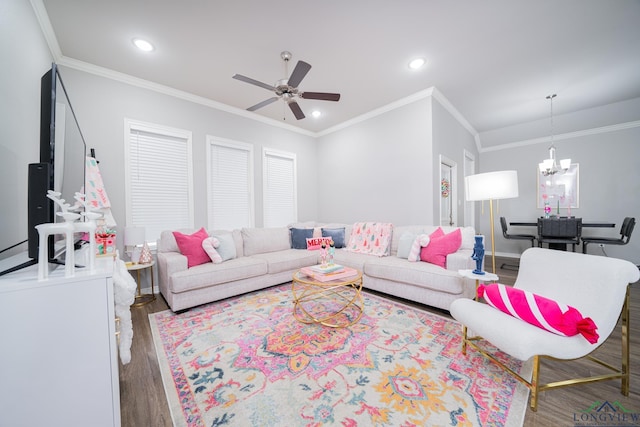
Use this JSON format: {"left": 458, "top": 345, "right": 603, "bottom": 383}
{"left": 537, "top": 217, "right": 583, "bottom": 252}
{"left": 582, "top": 217, "right": 635, "bottom": 254}
{"left": 499, "top": 217, "right": 536, "bottom": 270}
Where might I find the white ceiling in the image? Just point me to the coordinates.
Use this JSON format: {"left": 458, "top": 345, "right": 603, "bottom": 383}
{"left": 39, "top": 0, "right": 640, "bottom": 137}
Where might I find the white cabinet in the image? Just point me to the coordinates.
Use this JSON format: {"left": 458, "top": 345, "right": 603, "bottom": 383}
{"left": 0, "top": 259, "right": 120, "bottom": 427}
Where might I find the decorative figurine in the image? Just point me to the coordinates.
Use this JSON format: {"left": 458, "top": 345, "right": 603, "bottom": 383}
{"left": 328, "top": 241, "right": 335, "bottom": 265}
{"left": 471, "top": 235, "right": 485, "bottom": 275}
{"left": 320, "top": 242, "right": 328, "bottom": 267}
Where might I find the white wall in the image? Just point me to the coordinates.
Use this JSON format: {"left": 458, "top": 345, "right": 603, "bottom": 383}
{"left": 0, "top": 0, "right": 53, "bottom": 258}
{"left": 432, "top": 100, "right": 479, "bottom": 225}
{"left": 55, "top": 67, "right": 319, "bottom": 240}
{"left": 316, "top": 98, "right": 435, "bottom": 225}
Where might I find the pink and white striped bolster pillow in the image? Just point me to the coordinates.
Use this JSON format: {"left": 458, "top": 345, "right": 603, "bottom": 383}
{"left": 478, "top": 283, "right": 599, "bottom": 344}
{"left": 408, "top": 234, "right": 430, "bottom": 262}
{"left": 202, "top": 237, "right": 222, "bottom": 264}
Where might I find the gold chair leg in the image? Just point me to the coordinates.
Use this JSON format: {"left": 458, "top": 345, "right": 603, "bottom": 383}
{"left": 530, "top": 355, "right": 540, "bottom": 411}
{"left": 621, "top": 286, "right": 630, "bottom": 395}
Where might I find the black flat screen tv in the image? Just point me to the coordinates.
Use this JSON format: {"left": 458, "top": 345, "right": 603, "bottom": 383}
{"left": 0, "top": 63, "right": 87, "bottom": 276}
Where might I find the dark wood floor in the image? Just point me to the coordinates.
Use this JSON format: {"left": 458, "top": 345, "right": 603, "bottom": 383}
{"left": 119, "top": 256, "right": 640, "bottom": 427}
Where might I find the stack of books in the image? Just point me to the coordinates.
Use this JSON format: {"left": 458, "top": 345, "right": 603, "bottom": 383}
{"left": 300, "top": 264, "right": 358, "bottom": 282}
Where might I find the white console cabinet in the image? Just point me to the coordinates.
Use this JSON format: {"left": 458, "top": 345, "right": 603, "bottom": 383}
{"left": 0, "top": 257, "right": 120, "bottom": 427}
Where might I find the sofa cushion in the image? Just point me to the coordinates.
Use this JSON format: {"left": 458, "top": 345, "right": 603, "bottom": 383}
{"left": 250, "top": 249, "right": 319, "bottom": 274}
{"left": 170, "top": 257, "right": 268, "bottom": 293}
{"left": 242, "top": 227, "right": 291, "bottom": 256}
{"left": 172, "top": 227, "right": 210, "bottom": 268}
{"left": 397, "top": 231, "right": 417, "bottom": 259}
{"left": 322, "top": 227, "right": 346, "bottom": 248}
{"left": 212, "top": 232, "right": 237, "bottom": 261}
{"left": 420, "top": 228, "right": 462, "bottom": 268}
{"left": 290, "top": 228, "right": 314, "bottom": 249}
{"left": 364, "top": 256, "right": 465, "bottom": 294}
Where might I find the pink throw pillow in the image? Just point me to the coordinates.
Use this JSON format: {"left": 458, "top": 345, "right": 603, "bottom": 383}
{"left": 478, "top": 283, "right": 599, "bottom": 344}
{"left": 173, "top": 227, "right": 211, "bottom": 268}
{"left": 420, "top": 228, "right": 461, "bottom": 268}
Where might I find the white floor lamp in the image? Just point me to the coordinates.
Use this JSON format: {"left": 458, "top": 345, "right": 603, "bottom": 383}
{"left": 465, "top": 170, "right": 519, "bottom": 274}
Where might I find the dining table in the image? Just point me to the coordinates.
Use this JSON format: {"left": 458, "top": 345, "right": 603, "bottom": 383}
{"left": 509, "top": 218, "right": 616, "bottom": 251}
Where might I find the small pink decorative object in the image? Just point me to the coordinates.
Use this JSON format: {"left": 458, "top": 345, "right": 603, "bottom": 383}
{"left": 139, "top": 242, "right": 153, "bottom": 264}
{"left": 202, "top": 237, "right": 222, "bottom": 264}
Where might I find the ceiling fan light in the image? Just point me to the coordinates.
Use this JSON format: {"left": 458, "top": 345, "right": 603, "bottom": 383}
{"left": 132, "top": 38, "right": 154, "bottom": 52}
{"left": 408, "top": 57, "right": 426, "bottom": 70}
{"left": 311, "top": 110, "right": 322, "bottom": 118}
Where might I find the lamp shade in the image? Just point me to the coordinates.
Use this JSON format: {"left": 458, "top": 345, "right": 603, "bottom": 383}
{"left": 465, "top": 170, "right": 519, "bottom": 201}
{"left": 124, "top": 226, "right": 146, "bottom": 246}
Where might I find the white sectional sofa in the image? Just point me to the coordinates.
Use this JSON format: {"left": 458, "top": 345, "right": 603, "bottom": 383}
{"left": 157, "top": 223, "right": 477, "bottom": 312}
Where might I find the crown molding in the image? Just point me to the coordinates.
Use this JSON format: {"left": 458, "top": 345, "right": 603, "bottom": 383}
{"left": 431, "top": 87, "right": 481, "bottom": 152}
{"left": 57, "top": 57, "right": 317, "bottom": 137}
{"left": 480, "top": 120, "right": 640, "bottom": 153}
{"left": 317, "top": 88, "right": 436, "bottom": 137}
{"left": 30, "top": 0, "right": 62, "bottom": 60}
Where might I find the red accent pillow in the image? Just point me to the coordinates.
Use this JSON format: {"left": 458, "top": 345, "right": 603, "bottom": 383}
{"left": 478, "top": 283, "right": 599, "bottom": 344}
{"left": 306, "top": 237, "right": 333, "bottom": 250}
{"left": 173, "top": 227, "right": 211, "bottom": 268}
{"left": 420, "top": 228, "right": 461, "bottom": 268}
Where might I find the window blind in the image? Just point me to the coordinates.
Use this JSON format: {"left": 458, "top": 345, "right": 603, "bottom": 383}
{"left": 207, "top": 137, "right": 254, "bottom": 230}
{"left": 125, "top": 120, "right": 193, "bottom": 244}
{"left": 263, "top": 149, "right": 297, "bottom": 228}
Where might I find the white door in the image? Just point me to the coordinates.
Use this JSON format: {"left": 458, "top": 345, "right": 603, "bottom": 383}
{"left": 439, "top": 156, "right": 457, "bottom": 227}
{"left": 463, "top": 150, "right": 476, "bottom": 228}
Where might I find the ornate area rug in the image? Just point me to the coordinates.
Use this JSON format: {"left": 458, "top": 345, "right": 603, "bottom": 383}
{"left": 150, "top": 284, "right": 530, "bottom": 427}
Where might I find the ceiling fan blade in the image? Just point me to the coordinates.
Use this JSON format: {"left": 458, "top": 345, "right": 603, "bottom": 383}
{"left": 301, "top": 92, "right": 341, "bottom": 101}
{"left": 247, "top": 97, "right": 279, "bottom": 111}
{"left": 232, "top": 74, "right": 276, "bottom": 92}
{"left": 288, "top": 101, "right": 305, "bottom": 120}
{"left": 287, "top": 61, "right": 312, "bottom": 88}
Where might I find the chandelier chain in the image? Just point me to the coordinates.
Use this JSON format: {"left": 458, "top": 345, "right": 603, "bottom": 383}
{"left": 546, "top": 93, "right": 556, "bottom": 146}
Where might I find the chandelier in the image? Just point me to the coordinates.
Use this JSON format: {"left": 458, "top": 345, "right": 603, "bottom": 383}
{"left": 538, "top": 94, "right": 571, "bottom": 176}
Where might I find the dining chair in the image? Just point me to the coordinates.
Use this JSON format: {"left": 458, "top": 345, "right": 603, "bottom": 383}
{"left": 582, "top": 217, "right": 635, "bottom": 254}
{"left": 499, "top": 217, "right": 536, "bottom": 270}
{"left": 537, "top": 217, "right": 582, "bottom": 252}
{"left": 450, "top": 247, "right": 640, "bottom": 411}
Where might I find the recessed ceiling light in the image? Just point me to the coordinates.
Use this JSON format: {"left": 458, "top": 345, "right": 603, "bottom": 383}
{"left": 311, "top": 110, "right": 322, "bottom": 118}
{"left": 408, "top": 57, "right": 425, "bottom": 70}
{"left": 132, "top": 38, "right": 154, "bottom": 52}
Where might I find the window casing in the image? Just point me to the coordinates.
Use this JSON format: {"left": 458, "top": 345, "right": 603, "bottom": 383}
{"left": 206, "top": 136, "right": 255, "bottom": 230}
{"left": 262, "top": 148, "right": 297, "bottom": 228}
{"left": 124, "top": 119, "right": 194, "bottom": 245}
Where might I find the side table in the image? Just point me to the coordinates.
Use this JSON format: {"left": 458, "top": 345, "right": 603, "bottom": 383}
{"left": 458, "top": 269, "right": 499, "bottom": 353}
{"left": 126, "top": 260, "right": 156, "bottom": 307}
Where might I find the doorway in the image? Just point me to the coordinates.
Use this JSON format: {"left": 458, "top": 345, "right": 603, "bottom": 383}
{"left": 439, "top": 156, "right": 457, "bottom": 227}
{"left": 463, "top": 150, "right": 476, "bottom": 227}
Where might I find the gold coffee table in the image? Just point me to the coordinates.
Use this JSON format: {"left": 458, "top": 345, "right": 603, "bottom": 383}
{"left": 292, "top": 268, "right": 363, "bottom": 328}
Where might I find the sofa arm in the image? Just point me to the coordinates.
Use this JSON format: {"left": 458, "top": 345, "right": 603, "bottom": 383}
{"left": 157, "top": 251, "right": 188, "bottom": 293}
{"left": 446, "top": 249, "right": 475, "bottom": 272}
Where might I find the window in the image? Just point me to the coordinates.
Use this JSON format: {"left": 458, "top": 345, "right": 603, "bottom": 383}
{"left": 124, "top": 119, "right": 193, "bottom": 244}
{"left": 206, "top": 136, "right": 254, "bottom": 230}
{"left": 263, "top": 148, "right": 297, "bottom": 227}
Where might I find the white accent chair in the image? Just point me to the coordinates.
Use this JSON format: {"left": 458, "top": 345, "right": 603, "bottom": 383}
{"left": 450, "top": 247, "right": 639, "bottom": 411}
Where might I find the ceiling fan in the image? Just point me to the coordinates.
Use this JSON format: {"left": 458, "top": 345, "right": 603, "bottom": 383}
{"left": 232, "top": 51, "right": 341, "bottom": 120}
